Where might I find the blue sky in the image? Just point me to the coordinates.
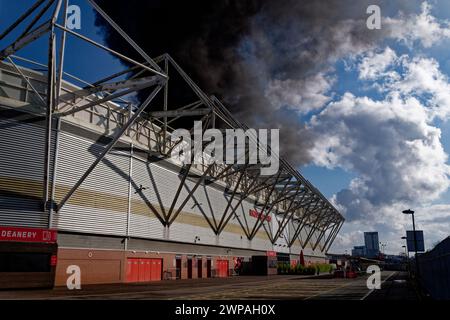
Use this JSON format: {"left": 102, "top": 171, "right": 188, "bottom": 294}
{"left": 0, "top": 0, "right": 123, "bottom": 83}
{"left": 299, "top": 6, "right": 450, "bottom": 202}
{"left": 2, "top": 0, "right": 450, "bottom": 255}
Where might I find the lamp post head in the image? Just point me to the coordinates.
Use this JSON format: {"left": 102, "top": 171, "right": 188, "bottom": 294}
{"left": 402, "top": 209, "right": 414, "bottom": 215}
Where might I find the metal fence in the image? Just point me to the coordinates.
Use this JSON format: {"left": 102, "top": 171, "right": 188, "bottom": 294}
{"left": 418, "top": 236, "right": 450, "bottom": 300}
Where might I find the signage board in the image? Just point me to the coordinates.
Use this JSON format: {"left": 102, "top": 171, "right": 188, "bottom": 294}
{"left": 406, "top": 230, "right": 425, "bottom": 252}
{"left": 266, "top": 251, "right": 276, "bottom": 257}
{"left": 249, "top": 209, "right": 272, "bottom": 222}
{"left": 0, "top": 226, "right": 57, "bottom": 243}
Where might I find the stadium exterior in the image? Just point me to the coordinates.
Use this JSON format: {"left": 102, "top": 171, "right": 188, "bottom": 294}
{"left": 0, "top": 0, "right": 344, "bottom": 287}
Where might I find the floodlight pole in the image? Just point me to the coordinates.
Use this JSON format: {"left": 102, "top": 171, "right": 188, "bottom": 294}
{"left": 411, "top": 211, "right": 420, "bottom": 278}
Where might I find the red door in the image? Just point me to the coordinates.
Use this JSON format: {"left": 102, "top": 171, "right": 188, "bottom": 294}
{"left": 127, "top": 258, "right": 162, "bottom": 283}
{"left": 217, "top": 260, "right": 229, "bottom": 278}
{"left": 223, "top": 260, "right": 229, "bottom": 277}
{"left": 139, "top": 259, "right": 151, "bottom": 282}
{"left": 150, "top": 259, "right": 162, "bottom": 281}
{"left": 217, "top": 260, "right": 221, "bottom": 277}
{"left": 126, "top": 258, "right": 139, "bottom": 282}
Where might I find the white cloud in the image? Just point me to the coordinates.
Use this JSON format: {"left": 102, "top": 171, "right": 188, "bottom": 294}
{"left": 358, "top": 51, "right": 450, "bottom": 121}
{"left": 385, "top": 2, "right": 450, "bottom": 48}
{"left": 358, "top": 47, "right": 398, "bottom": 81}
{"left": 393, "top": 57, "right": 450, "bottom": 121}
{"left": 310, "top": 45, "right": 450, "bottom": 254}
{"left": 265, "top": 73, "right": 333, "bottom": 113}
{"left": 311, "top": 90, "right": 450, "bottom": 213}
{"left": 244, "top": 1, "right": 450, "bottom": 254}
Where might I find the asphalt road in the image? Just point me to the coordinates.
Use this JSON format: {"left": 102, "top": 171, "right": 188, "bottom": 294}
{"left": 0, "top": 271, "right": 404, "bottom": 300}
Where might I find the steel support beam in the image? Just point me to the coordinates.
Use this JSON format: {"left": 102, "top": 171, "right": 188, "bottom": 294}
{"left": 217, "top": 172, "right": 261, "bottom": 236}
{"left": 56, "top": 76, "right": 162, "bottom": 116}
{"left": 288, "top": 199, "right": 320, "bottom": 247}
{"left": 87, "top": 0, "right": 162, "bottom": 72}
{"left": 324, "top": 220, "right": 344, "bottom": 253}
{"left": 248, "top": 171, "right": 282, "bottom": 240}
{"left": 57, "top": 85, "right": 163, "bottom": 212}
{"left": 0, "top": 0, "right": 46, "bottom": 41}
{"left": 43, "top": 0, "right": 62, "bottom": 212}
{"left": 0, "top": 21, "right": 51, "bottom": 60}
{"left": 312, "top": 214, "right": 337, "bottom": 251}
{"left": 322, "top": 219, "right": 341, "bottom": 250}
{"left": 0, "top": 0, "right": 345, "bottom": 252}
{"left": 271, "top": 181, "right": 304, "bottom": 242}
{"left": 148, "top": 109, "right": 211, "bottom": 118}
{"left": 303, "top": 206, "right": 330, "bottom": 247}
{"left": 216, "top": 163, "right": 249, "bottom": 233}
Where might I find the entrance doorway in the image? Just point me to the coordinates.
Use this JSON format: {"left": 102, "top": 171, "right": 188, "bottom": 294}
{"left": 175, "top": 258, "right": 182, "bottom": 279}
{"left": 206, "top": 259, "right": 212, "bottom": 278}
{"left": 197, "top": 258, "right": 202, "bottom": 278}
{"left": 187, "top": 258, "right": 192, "bottom": 279}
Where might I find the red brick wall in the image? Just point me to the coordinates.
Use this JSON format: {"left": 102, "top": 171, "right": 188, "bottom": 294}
{"left": 55, "top": 248, "right": 235, "bottom": 286}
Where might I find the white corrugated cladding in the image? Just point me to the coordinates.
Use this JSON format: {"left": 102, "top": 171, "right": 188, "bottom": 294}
{"left": 169, "top": 221, "right": 217, "bottom": 244}
{"left": 251, "top": 236, "right": 274, "bottom": 251}
{"left": 287, "top": 220, "right": 320, "bottom": 256}
{"left": 272, "top": 212, "right": 290, "bottom": 253}
{"left": 129, "top": 154, "right": 251, "bottom": 246}
{"left": 42, "top": 124, "right": 322, "bottom": 253}
{"left": 169, "top": 177, "right": 218, "bottom": 245}
{"left": 52, "top": 131, "right": 129, "bottom": 236}
{"left": 310, "top": 227, "right": 325, "bottom": 250}
{"left": 212, "top": 197, "right": 249, "bottom": 248}
{"left": 288, "top": 219, "right": 299, "bottom": 246}
{"left": 291, "top": 242, "right": 302, "bottom": 255}
{"left": 0, "top": 118, "right": 53, "bottom": 228}
{"left": 304, "top": 230, "right": 324, "bottom": 256}
{"left": 244, "top": 197, "right": 274, "bottom": 251}
{"left": 288, "top": 219, "right": 321, "bottom": 254}
{"left": 298, "top": 224, "right": 308, "bottom": 245}
{"left": 129, "top": 156, "right": 165, "bottom": 239}
{"left": 174, "top": 173, "right": 222, "bottom": 223}
{"left": 316, "top": 229, "right": 327, "bottom": 250}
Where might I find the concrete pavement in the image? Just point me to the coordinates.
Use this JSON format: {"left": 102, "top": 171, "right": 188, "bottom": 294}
{"left": 0, "top": 271, "right": 410, "bottom": 300}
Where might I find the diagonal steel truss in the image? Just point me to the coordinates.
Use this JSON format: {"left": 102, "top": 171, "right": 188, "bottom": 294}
{"left": 0, "top": 0, "right": 344, "bottom": 252}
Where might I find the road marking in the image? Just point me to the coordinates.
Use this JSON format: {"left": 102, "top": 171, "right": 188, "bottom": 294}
{"left": 10, "top": 277, "right": 293, "bottom": 300}
{"left": 303, "top": 280, "right": 356, "bottom": 300}
{"left": 3, "top": 273, "right": 396, "bottom": 300}
{"left": 360, "top": 271, "right": 396, "bottom": 300}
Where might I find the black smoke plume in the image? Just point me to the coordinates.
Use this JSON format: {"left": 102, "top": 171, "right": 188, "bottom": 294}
{"left": 93, "top": 0, "right": 418, "bottom": 166}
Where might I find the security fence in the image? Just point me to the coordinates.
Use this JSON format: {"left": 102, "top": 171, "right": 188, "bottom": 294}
{"left": 418, "top": 237, "right": 450, "bottom": 300}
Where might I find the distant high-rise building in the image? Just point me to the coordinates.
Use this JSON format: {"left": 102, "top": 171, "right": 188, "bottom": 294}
{"left": 351, "top": 245, "right": 366, "bottom": 257}
{"left": 364, "top": 232, "right": 380, "bottom": 258}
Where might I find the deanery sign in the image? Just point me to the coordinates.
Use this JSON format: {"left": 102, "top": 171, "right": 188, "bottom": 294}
{"left": 249, "top": 209, "right": 272, "bottom": 222}
{"left": 0, "top": 226, "right": 57, "bottom": 243}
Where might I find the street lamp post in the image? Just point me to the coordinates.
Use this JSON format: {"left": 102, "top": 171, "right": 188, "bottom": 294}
{"left": 402, "top": 209, "right": 420, "bottom": 278}
{"left": 379, "top": 242, "right": 386, "bottom": 258}
{"left": 401, "top": 236, "right": 409, "bottom": 259}
{"left": 402, "top": 236, "right": 410, "bottom": 277}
